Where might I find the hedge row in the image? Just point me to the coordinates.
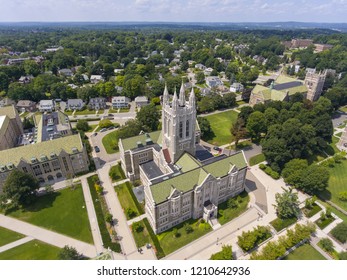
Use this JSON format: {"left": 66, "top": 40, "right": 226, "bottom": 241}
{"left": 125, "top": 182, "right": 144, "bottom": 215}
{"left": 259, "top": 164, "right": 280, "bottom": 179}
{"left": 143, "top": 218, "right": 165, "bottom": 259}
{"left": 87, "top": 175, "right": 121, "bottom": 253}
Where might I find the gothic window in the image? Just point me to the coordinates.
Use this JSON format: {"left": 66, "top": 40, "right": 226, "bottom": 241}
{"left": 32, "top": 165, "right": 42, "bottom": 176}
{"left": 179, "top": 121, "right": 183, "bottom": 138}
{"left": 42, "top": 162, "right": 51, "bottom": 174}
{"left": 186, "top": 120, "right": 189, "bottom": 137}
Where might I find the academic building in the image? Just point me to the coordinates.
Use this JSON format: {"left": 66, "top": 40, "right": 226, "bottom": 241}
{"left": 119, "top": 84, "right": 248, "bottom": 233}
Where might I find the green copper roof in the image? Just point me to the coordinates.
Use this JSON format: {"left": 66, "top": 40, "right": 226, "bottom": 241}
{"left": 203, "top": 152, "right": 247, "bottom": 178}
{"left": 175, "top": 153, "right": 201, "bottom": 172}
{"left": 150, "top": 168, "right": 208, "bottom": 204}
{"left": 120, "top": 130, "right": 162, "bottom": 151}
{"left": 0, "top": 105, "right": 17, "bottom": 119}
{"left": 0, "top": 134, "right": 84, "bottom": 167}
{"left": 275, "top": 75, "right": 298, "bottom": 84}
{"left": 150, "top": 152, "right": 247, "bottom": 204}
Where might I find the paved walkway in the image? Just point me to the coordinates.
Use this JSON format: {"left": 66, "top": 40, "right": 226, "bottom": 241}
{"left": 80, "top": 177, "right": 104, "bottom": 255}
{"left": 113, "top": 178, "right": 130, "bottom": 187}
{"left": 97, "top": 163, "right": 156, "bottom": 259}
{"left": 0, "top": 236, "right": 34, "bottom": 253}
{"left": 0, "top": 214, "right": 96, "bottom": 258}
{"left": 127, "top": 214, "right": 148, "bottom": 226}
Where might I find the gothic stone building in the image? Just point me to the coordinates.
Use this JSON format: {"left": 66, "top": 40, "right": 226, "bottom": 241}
{"left": 119, "top": 84, "right": 248, "bottom": 233}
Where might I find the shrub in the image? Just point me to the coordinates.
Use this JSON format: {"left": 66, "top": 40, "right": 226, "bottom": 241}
{"left": 173, "top": 227, "right": 180, "bottom": 238}
{"left": 331, "top": 223, "right": 347, "bottom": 243}
{"left": 338, "top": 191, "right": 347, "bottom": 201}
{"left": 126, "top": 208, "right": 137, "bottom": 219}
{"left": 237, "top": 226, "right": 271, "bottom": 252}
{"left": 320, "top": 211, "right": 326, "bottom": 221}
{"left": 339, "top": 251, "right": 347, "bottom": 260}
{"left": 105, "top": 213, "right": 113, "bottom": 224}
{"left": 94, "top": 183, "right": 103, "bottom": 195}
{"left": 142, "top": 218, "right": 165, "bottom": 259}
{"left": 319, "top": 238, "right": 334, "bottom": 252}
{"left": 259, "top": 164, "right": 266, "bottom": 170}
{"left": 227, "top": 198, "right": 238, "bottom": 209}
{"left": 325, "top": 207, "right": 332, "bottom": 218}
{"left": 185, "top": 224, "right": 194, "bottom": 234}
{"left": 263, "top": 166, "right": 280, "bottom": 179}
{"left": 132, "top": 221, "right": 144, "bottom": 233}
{"left": 210, "top": 245, "right": 233, "bottom": 260}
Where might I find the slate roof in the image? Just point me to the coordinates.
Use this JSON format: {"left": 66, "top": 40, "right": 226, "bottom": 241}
{"left": 0, "top": 134, "right": 83, "bottom": 168}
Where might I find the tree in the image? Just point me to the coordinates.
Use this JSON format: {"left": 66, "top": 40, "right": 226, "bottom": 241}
{"left": 231, "top": 118, "right": 248, "bottom": 146}
{"left": 197, "top": 117, "right": 212, "bottom": 139}
{"left": 246, "top": 111, "right": 266, "bottom": 140}
{"left": 210, "top": 245, "right": 233, "bottom": 260}
{"left": 196, "top": 72, "right": 205, "bottom": 84}
{"left": 331, "top": 222, "right": 347, "bottom": 243}
{"left": 319, "top": 238, "right": 334, "bottom": 253}
{"left": 281, "top": 159, "right": 308, "bottom": 186}
{"left": 76, "top": 120, "right": 90, "bottom": 132}
{"left": 222, "top": 92, "right": 236, "bottom": 108}
{"left": 274, "top": 188, "right": 300, "bottom": 219}
{"left": 23, "top": 60, "right": 41, "bottom": 76}
{"left": 0, "top": 170, "right": 40, "bottom": 211}
{"left": 136, "top": 104, "right": 160, "bottom": 132}
{"left": 58, "top": 246, "right": 83, "bottom": 260}
{"left": 99, "top": 119, "right": 113, "bottom": 129}
{"left": 105, "top": 213, "right": 113, "bottom": 224}
{"left": 132, "top": 221, "right": 144, "bottom": 233}
{"left": 296, "top": 165, "right": 329, "bottom": 194}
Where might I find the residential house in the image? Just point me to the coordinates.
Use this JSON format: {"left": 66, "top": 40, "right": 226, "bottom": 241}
{"left": 195, "top": 64, "right": 206, "bottom": 70}
{"left": 206, "top": 76, "right": 223, "bottom": 88}
{"left": 16, "top": 100, "right": 37, "bottom": 112}
{"left": 67, "top": 99, "right": 84, "bottom": 111}
{"left": 134, "top": 96, "right": 149, "bottom": 108}
{"left": 112, "top": 96, "right": 131, "bottom": 109}
{"left": 18, "top": 75, "right": 34, "bottom": 84}
{"left": 58, "top": 68, "right": 73, "bottom": 77}
{"left": 39, "top": 100, "right": 55, "bottom": 112}
{"left": 88, "top": 98, "right": 107, "bottom": 110}
{"left": 90, "top": 75, "right": 104, "bottom": 84}
{"left": 230, "top": 83, "right": 244, "bottom": 93}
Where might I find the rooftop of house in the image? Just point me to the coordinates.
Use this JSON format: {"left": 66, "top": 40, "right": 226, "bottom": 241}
{"left": 135, "top": 96, "right": 148, "bottom": 102}
{"left": 17, "top": 100, "right": 36, "bottom": 107}
{"left": 0, "top": 134, "right": 83, "bottom": 169}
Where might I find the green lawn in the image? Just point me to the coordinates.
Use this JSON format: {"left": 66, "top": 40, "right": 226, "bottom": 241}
{"left": 114, "top": 182, "right": 144, "bottom": 220}
{"left": 217, "top": 191, "right": 250, "bottom": 225}
{"left": 8, "top": 185, "right": 93, "bottom": 244}
{"left": 315, "top": 216, "right": 335, "bottom": 230}
{"left": 335, "top": 132, "right": 342, "bottom": 137}
{"left": 109, "top": 108, "right": 119, "bottom": 113}
{"left": 102, "top": 130, "right": 119, "bottom": 154}
{"left": 96, "top": 109, "right": 104, "bottom": 114}
{"left": 204, "top": 110, "right": 239, "bottom": 146}
{"left": 339, "top": 106, "right": 347, "bottom": 113}
{"left": 283, "top": 243, "right": 326, "bottom": 260}
{"left": 74, "top": 109, "right": 96, "bottom": 115}
{"left": 119, "top": 107, "right": 130, "bottom": 113}
{"left": 109, "top": 163, "right": 126, "bottom": 182}
{"left": 0, "top": 240, "right": 61, "bottom": 260}
{"left": 249, "top": 153, "right": 266, "bottom": 166}
{"left": 302, "top": 203, "right": 322, "bottom": 218}
{"left": 86, "top": 124, "right": 98, "bottom": 132}
{"left": 320, "top": 159, "right": 347, "bottom": 212}
{"left": 270, "top": 217, "right": 297, "bottom": 232}
{"left": 0, "top": 226, "right": 25, "bottom": 247}
{"left": 131, "top": 219, "right": 152, "bottom": 248}
{"left": 64, "top": 110, "right": 74, "bottom": 115}
{"left": 157, "top": 219, "right": 212, "bottom": 255}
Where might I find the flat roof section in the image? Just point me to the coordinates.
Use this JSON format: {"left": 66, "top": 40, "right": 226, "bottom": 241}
{"left": 141, "top": 161, "right": 164, "bottom": 180}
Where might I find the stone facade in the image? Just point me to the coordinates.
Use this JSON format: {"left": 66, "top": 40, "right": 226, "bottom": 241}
{"left": 0, "top": 106, "right": 24, "bottom": 151}
{"left": 304, "top": 71, "right": 326, "bottom": 101}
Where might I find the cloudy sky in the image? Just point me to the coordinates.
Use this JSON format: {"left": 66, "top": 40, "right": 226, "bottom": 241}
{"left": 0, "top": 0, "right": 346, "bottom": 22}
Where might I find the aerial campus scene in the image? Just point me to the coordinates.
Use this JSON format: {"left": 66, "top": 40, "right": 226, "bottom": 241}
{"left": 0, "top": 0, "right": 347, "bottom": 262}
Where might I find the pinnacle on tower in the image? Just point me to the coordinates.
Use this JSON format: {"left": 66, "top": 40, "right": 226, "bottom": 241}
{"left": 189, "top": 87, "right": 195, "bottom": 108}
{"left": 163, "top": 82, "right": 169, "bottom": 104}
{"left": 172, "top": 87, "right": 179, "bottom": 110}
{"left": 179, "top": 81, "right": 185, "bottom": 106}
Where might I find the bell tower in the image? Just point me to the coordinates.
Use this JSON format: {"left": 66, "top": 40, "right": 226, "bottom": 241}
{"left": 305, "top": 71, "right": 326, "bottom": 101}
{"left": 162, "top": 83, "right": 196, "bottom": 163}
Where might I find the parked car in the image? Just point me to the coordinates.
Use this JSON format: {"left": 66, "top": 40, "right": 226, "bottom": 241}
{"left": 93, "top": 132, "right": 98, "bottom": 136}
{"left": 94, "top": 146, "right": 100, "bottom": 152}
{"left": 100, "top": 128, "right": 107, "bottom": 132}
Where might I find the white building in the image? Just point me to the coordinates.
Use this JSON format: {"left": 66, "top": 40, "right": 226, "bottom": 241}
{"left": 112, "top": 96, "right": 131, "bottom": 109}
{"left": 135, "top": 96, "right": 149, "bottom": 108}
{"left": 206, "top": 76, "right": 223, "bottom": 88}
{"left": 90, "top": 75, "right": 104, "bottom": 84}
{"left": 230, "top": 82, "right": 244, "bottom": 93}
{"left": 39, "top": 100, "right": 55, "bottom": 112}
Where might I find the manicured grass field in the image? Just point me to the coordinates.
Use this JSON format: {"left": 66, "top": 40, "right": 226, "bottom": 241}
{"left": 157, "top": 219, "right": 212, "bottom": 255}
{"left": 320, "top": 159, "right": 347, "bottom": 212}
{"left": 102, "top": 130, "right": 119, "bottom": 154}
{"left": 302, "top": 203, "right": 322, "bottom": 218}
{"left": 217, "top": 191, "right": 250, "bottom": 225}
{"left": 315, "top": 216, "right": 335, "bottom": 230}
{"left": 131, "top": 219, "right": 152, "bottom": 248}
{"left": 74, "top": 109, "right": 96, "bottom": 115}
{"left": 204, "top": 110, "right": 239, "bottom": 146}
{"left": 114, "top": 182, "right": 143, "bottom": 220}
{"left": 270, "top": 217, "right": 297, "bottom": 232}
{"left": 283, "top": 243, "right": 326, "bottom": 260}
{"left": 0, "top": 226, "right": 25, "bottom": 247}
{"left": 0, "top": 240, "right": 61, "bottom": 260}
{"left": 249, "top": 153, "right": 266, "bottom": 166}
{"left": 8, "top": 185, "right": 93, "bottom": 244}
{"left": 109, "top": 163, "right": 126, "bottom": 182}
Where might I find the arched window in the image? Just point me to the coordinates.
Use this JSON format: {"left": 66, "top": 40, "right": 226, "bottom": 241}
{"left": 47, "top": 175, "right": 54, "bottom": 181}
{"left": 179, "top": 121, "right": 183, "bottom": 138}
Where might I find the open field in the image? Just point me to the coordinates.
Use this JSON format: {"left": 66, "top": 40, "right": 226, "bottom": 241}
{"left": 283, "top": 243, "right": 326, "bottom": 260}
{"left": 203, "top": 110, "right": 238, "bottom": 146}
{"left": 0, "top": 226, "right": 25, "bottom": 247}
{"left": 8, "top": 185, "right": 93, "bottom": 244}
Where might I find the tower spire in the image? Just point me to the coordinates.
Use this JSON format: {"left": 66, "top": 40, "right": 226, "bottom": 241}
{"left": 163, "top": 82, "right": 169, "bottom": 104}
{"left": 189, "top": 87, "right": 196, "bottom": 108}
{"left": 172, "top": 87, "right": 178, "bottom": 110}
{"left": 179, "top": 81, "right": 185, "bottom": 106}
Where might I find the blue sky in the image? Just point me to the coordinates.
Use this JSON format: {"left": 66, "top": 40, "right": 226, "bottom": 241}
{"left": 0, "top": 0, "right": 346, "bottom": 22}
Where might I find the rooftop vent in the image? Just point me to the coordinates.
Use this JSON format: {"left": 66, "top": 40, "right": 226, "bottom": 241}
{"left": 137, "top": 141, "right": 143, "bottom": 148}
{"left": 72, "top": 147, "right": 78, "bottom": 154}
{"left": 50, "top": 153, "right": 56, "bottom": 159}
{"left": 31, "top": 157, "right": 37, "bottom": 163}
{"left": 40, "top": 155, "right": 48, "bottom": 162}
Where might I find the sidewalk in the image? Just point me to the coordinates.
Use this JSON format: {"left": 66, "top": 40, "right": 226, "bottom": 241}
{"left": 0, "top": 214, "right": 97, "bottom": 258}
{"left": 80, "top": 177, "right": 104, "bottom": 255}
{"left": 0, "top": 236, "right": 34, "bottom": 253}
